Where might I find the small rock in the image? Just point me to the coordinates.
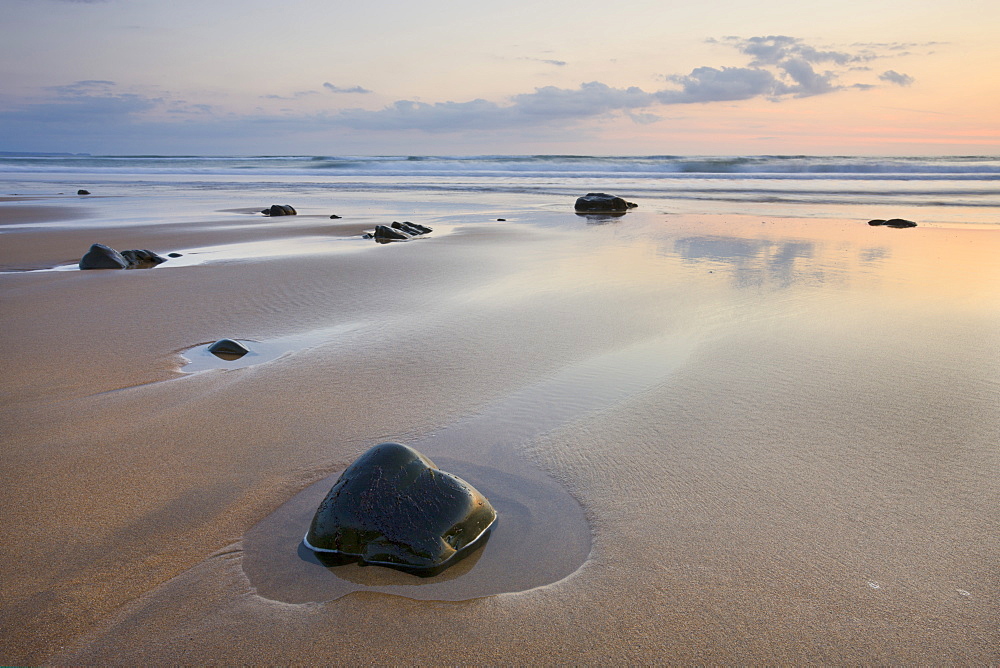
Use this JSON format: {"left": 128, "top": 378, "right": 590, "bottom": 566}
{"left": 120, "top": 249, "right": 167, "bottom": 267}
{"left": 167, "top": 252, "right": 183, "bottom": 258}
{"left": 304, "top": 442, "right": 497, "bottom": 575}
{"left": 329, "top": 214, "right": 342, "bottom": 219}
{"left": 77, "top": 189, "right": 91, "bottom": 196}
{"left": 207, "top": 338, "right": 250, "bottom": 359}
{"left": 497, "top": 218, "right": 506, "bottom": 221}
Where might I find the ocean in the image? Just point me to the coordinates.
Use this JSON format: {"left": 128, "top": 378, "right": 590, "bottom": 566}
{"left": 2, "top": 154, "right": 998, "bottom": 225}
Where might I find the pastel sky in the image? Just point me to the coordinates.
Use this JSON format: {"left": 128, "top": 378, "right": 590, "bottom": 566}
{"left": 1, "top": 0, "right": 998, "bottom": 155}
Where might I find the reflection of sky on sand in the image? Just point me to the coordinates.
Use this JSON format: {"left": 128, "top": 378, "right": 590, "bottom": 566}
{"left": 673, "top": 235, "right": 840, "bottom": 289}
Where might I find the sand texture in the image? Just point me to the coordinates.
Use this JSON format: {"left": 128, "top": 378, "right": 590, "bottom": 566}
{"left": 1, "top": 197, "right": 998, "bottom": 664}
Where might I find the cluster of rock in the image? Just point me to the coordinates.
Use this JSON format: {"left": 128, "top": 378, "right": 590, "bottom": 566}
{"left": 261, "top": 204, "right": 297, "bottom": 216}
{"left": 868, "top": 218, "right": 917, "bottom": 228}
{"left": 304, "top": 442, "right": 497, "bottom": 575}
{"left": 79, "top": 243, "right": 170, "bottom": 270}
{"left": 364, "top": 221, "right": 433, "bottom": 242}
{"left": 574, "top": 192, "right": 638, "bottom": 212}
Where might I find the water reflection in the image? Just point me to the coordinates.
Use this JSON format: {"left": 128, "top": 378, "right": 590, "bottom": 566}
{"left": 672, "top": 235, "right": 866, "bottom": 289}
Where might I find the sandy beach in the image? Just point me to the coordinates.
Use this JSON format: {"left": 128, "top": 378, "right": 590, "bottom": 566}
{"left": 1, "top": 191, "right": 998, "bottom": 664}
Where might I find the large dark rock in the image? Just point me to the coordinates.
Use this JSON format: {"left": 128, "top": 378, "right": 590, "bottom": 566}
{"left": 868, "top": 218, "right": 917, "bottom": 228}
{"left": 574, "top": 192, "right": 637, "bottom": 212}
{"left": 207, "top": 338, "right": 250, "bottom": 359}
{"left": 262, "top": 204, "right": 297, "bottom": 216}
{"left": 79, "top": 243, "right": 130, "bottom": 269}
{"left": 304, "top": 442, "right": 497, "bottom": 575}
{"left": 79, "top": 243, "right": 168, "bottom": 269}
{"left": 372, "top": 224, "right": 410, "bottom": 241}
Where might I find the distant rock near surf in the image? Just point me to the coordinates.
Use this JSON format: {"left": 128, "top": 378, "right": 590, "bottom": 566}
{"left": 868, "top": 218, "right": 917, "bottom": 228}
{"left": 574, "top": 192, "right": 637, "bottom": 212}
{"left": 365, "top": 221, "right": 433, "bottom": 242}
{"left": 79, "top": 243, "right": 167, "bottom": 270}
{"left": 262, "top": 204, "right": 297, "bottom": 216}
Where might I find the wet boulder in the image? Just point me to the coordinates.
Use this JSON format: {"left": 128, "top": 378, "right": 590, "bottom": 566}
{"left": 207, "top": 338, "right": 250, "bottom": 359}
{"left": 262, "top": 204, "right": 297, "bottom": 216}
{"left": 304, "top": 442, "right": 497, "bottom": 575}
{"left": 77, "top": 189, "right": 91, "bottom": 195}
{"left": 79, "top": 243, "right": 130, "bottom": 269}
{"left": 868, "top": 218, "right": 917, "bottom": 228}
{"left": 574, "top": 192, "right": 637, "bottom": 212}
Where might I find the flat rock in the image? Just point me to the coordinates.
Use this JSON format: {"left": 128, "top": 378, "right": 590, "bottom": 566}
{"left": 574, "top": 192, "right": 637, "bottom": 212}
{"left": 304, "top": 442, "right": 497, "bottom": 575}
{"left": 868, "top": 218, "right": 917, "bottom": 228}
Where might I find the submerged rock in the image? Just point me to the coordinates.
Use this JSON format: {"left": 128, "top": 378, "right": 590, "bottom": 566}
{"left": 574, "top": 192, "right": 637, "bottom": 212}
{"left": 304, "top": 442, "right": 497, "bottom": 575}
{"left": 207, "top": 338, "right": 250, "bottom": 358}
{"left": 868, "top": 218, "right": 917, "bottom": 228}
{"left": 262, "top": 204, "right": 297, "bottom": 216}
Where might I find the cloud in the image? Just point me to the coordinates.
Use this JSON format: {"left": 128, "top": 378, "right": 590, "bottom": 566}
{"left": 323, "top": 83, "right": 372, "bottom": 94}
{"left": 879, "top": 70, "right": 915, "bottom": 86}
{"left": 724, "top": 35, "right": 873, "bottom": 66}
{"left": 658, "top": 67, "right": 780, "bottom": 103}
{"left": 260, "top": 90, "right": 320, "bottom": 100}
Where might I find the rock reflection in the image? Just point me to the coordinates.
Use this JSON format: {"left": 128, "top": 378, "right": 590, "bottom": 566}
{"left": 673, "top": 235, "right": 834, "bottom": 289}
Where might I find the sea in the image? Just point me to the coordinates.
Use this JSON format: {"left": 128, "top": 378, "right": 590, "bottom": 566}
{"left": 2, "top": 154, "right": 998, "bottom": 226}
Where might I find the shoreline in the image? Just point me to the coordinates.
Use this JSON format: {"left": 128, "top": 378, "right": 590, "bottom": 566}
{"left": 1, "top": 192, "right": 997, "bottom": 663}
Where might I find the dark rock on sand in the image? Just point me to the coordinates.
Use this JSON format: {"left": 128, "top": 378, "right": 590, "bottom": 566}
{"left": 391, "top": 221, "right": 432, "bottom": 235}
{"left": 262, "top": 204, "right": 297, "bottom": 216}
{"left": 80, "top": 243, "right": 168, "bottom": 269}
{"left": 77, "top": 189, "right": 90, "bottom": 195}
{"left": 330, "top": 214, "right": 342, "bottom": 219}
{"left": 167, "top": 252, "right": 183, "bottom": 258}
{"left": 574, "top": 192, "right": 637, "bottom": 212}
{"left": 304, "top": 442, "right": 497, "bottom": 575}
{"left": 868, "top": 218, "right": 917, "bottom": 228}
{"left": 120, "top": 249, "right": 167, "bottom": 267}
{"left": 373, "top": 224, "right": 411, "bottom": 241}
{"left": 207, "top": 338, "right": 250, "bottom": 359}
{"left": 79, "top": 243, "right": 129, "bottom": 269}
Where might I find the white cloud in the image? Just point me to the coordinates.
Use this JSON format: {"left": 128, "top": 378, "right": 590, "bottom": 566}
{"left": 323, "top": 83, "right": 373, "bottom": 94}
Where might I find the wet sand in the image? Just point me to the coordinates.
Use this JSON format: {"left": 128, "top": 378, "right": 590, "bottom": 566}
{"left": 1, "top": 196, "right": 998, "bottom": 663}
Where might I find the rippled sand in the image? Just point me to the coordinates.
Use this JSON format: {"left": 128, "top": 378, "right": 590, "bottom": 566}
{"left": 1, "top": 197, "right": 997, "bottom": 663}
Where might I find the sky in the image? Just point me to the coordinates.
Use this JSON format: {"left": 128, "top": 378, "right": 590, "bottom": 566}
{"left": 1, "top": 0, "right": 998, "bottom": 156}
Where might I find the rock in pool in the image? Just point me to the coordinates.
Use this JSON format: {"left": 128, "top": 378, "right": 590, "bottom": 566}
{"left": 574, "top": 192, "right": 637, "bottom": 212}
{"left": 262, "top": 204, "right": 297, "bottom": 216}
{"left": 304, "top": 442, "right": 497, "bottom": 575}
{"left": 868, "top": 218, "right": 917, "bottom": 228}
{"left": 207, "top": 338, "right": 250, "bottom": 359}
